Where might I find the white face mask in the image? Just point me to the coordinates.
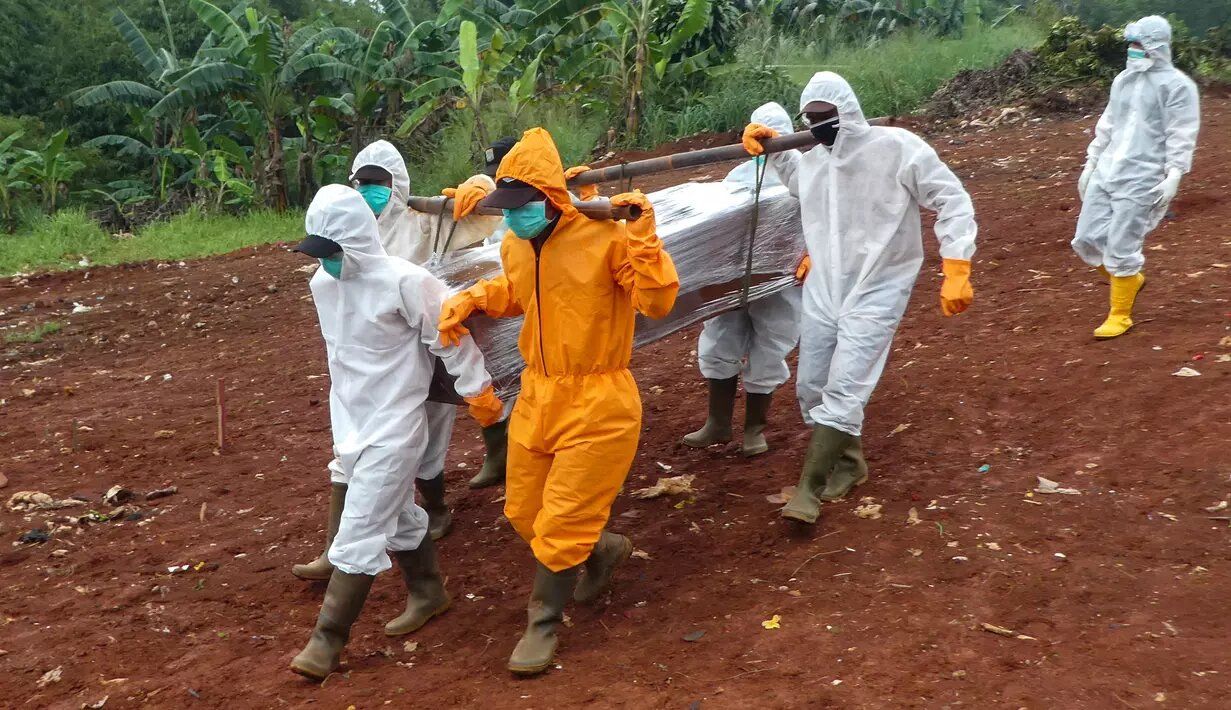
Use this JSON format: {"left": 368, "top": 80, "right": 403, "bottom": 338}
{"left": 1126, "top": 46, "right": 1151, "bottom": 72}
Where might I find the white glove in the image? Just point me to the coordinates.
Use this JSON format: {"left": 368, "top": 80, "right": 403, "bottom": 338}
{"left": 1077, "top": 161, "right": 1094, "bottom": 201}
{"left": 1152, "top": 167, "right": 1182, "bottom": 207}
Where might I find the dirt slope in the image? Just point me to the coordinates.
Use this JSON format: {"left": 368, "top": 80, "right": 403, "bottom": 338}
{"left": 1, "top": 98, "right": 1229, "bottom": 709}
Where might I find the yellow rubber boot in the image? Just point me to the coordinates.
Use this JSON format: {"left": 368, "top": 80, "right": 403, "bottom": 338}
{"left": 1094, "top": 272, "right": 1145, "bottom": 340}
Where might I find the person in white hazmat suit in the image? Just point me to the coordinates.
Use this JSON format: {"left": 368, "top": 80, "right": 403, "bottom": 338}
{"left": 288, "top": 185, "right": 503, "bottom": 681}
{"left": 1072, "top": 16, "right": 1199, "bottom": 340}
{"left": 742, "top": 71, "right": 977, "bottom": 525}
{"left": 682, "top": 101, "right": 806, "bottom": 457}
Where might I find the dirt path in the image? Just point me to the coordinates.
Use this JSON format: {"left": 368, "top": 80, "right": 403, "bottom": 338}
{"left": 1, "top": 98, "right": 1229, "bottom": 709}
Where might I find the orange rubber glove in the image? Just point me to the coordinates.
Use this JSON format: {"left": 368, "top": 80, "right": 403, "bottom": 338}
{"left": 610, "top": 190, "right": 656, "bottom": 241}
{"left": 742, "top": 123, "right": 779, "bottom": 156}
{"left": 465, "top": 386, "right": 504, "bottom": 428}
{"left": 438, "top": 291, "right": 477, "bottom": 347}
{"left": 564, "top": 165, "right": 599, "bottom": 201}
{"left": 795, "top": 254, "right": 811, "bottom": 282}
{"left": 940, "top": 259, "right": 974, "bottom": 317}
{"left": 443, "top": 176, "right": 493, "bottom": 220}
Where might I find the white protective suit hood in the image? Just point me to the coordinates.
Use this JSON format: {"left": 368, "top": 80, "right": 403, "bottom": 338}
{"left": 350, "top": 140, "right": 419, "bottom": 262}
{"left": 799, "top": 71, "right": 871, "bottom": 147}
{"left": 305, "top": 184, "right": 387, "bottom": 279}
{"left": 724, "top": 101, "right": 795, "bottom": 190}
{"left": 1125, "top": 15, "right": 1173, "bottom": 67}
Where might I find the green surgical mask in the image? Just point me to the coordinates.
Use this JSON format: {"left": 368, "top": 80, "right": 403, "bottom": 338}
{"left": 356, "top": 184, "right": 392, "bottom": 215}
{"left": 502, "top": 201, "right": 550, "bottom": 239}
{"left": 319, "top": 254, "right": 343, "bottom": 279}
{"left": 1127, "top": 47, "right": 1147, "bottom": 60}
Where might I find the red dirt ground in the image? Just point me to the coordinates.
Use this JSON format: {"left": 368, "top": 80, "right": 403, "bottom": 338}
{"left": 2, "top": 99, "right": 1230, "bottom": 710}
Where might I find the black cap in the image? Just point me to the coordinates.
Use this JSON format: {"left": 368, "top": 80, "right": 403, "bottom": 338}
{"left": 483, "top": 137, "right": 518, "bottom": 177}
{"left": 350, "top": 164, "right": 392, "bottom": 182}
{"left": 293, "top": 234, "right": 343, "bottom": 258}
{"left": 480, "top": 177, "right": 542, "bottom": 210}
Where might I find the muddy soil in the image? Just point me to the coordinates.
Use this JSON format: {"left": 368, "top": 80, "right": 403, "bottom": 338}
{"left": 1, "top": 99, "right": 1229, "bottom": 709}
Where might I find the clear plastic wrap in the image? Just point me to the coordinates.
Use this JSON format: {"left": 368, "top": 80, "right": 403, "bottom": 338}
{"left": 426, "top": 180, "right": 804, "bottom": 403}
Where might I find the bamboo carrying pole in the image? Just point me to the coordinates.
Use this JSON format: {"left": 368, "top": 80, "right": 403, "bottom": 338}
{"left": 407, "top": 195, "right": 641, "bottom": 222}
{"left": 568, "top": 129, "right": 821, "bottom": 187}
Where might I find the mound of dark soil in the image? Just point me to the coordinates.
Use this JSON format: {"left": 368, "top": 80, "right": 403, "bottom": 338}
{"left": 925, "top": 49, "right": 1036, "bottom": 119}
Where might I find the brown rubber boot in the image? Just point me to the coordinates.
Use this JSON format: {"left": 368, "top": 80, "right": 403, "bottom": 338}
{"left": 742, "top": 392, "right": 773, "bottom": 457}
{"left": 469, "top": 418, "right": 508, "bottom": 489}
{"left": 574, "top": 531, "right": 633, "bottom": 604}
{"left": 289, "top": 570, "right": 375, "bottom": 681}
{"left": 508, "top": 563, "right": 578, "bottom": 676}
{"left": 819, "top": 436, "right": 868, "bottom": 502}
{"left": 384, "top": 536, "right": 451, "bottom": 636}
{"left": 781, "top": 424, "right": 852, "bottom": 524}
{"left": 415, "top": 474, "right": 453, "bottom": 541}
{"left": 682, "top": 377, "right": 737, "bottom": 448}
{"left": 291, "top": 483, "right": 347, "bottom": 580}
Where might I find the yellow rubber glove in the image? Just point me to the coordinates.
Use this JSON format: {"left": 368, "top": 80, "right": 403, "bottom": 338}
{"left": 438, "top": 291, "right": 477, "bottom": 347}
{"left": 465, "top": 386, "right": 504, "bottom": 428}
{"left": 610, "top": 190, "right": 656, "bottom": 241}
{"left": 564, "top": 165, "right": 599, "bottom": 201}
{"left": 795, "top": 254, "right": 811, "bottom": 282}
{"left": 940, "top": 259, "right": 974, "bottom": 317}
{"left": 444, "top": 175, "right": 493, "bottom": 220}
{"left": 742, "top": 123, "right": 779, "bottom": 156}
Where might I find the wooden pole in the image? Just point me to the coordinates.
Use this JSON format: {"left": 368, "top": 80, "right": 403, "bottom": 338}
{"left": 216, "top": 378, "right": 226, "bottom": 453}
{"left": 569, "top": 129, "right": 820, "bottom": 187}
{"left": 407, "top": 195, "right": 641, "bottom": 222}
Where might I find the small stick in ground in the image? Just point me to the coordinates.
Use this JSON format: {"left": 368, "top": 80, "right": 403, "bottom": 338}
{"left": 216, "top": 378, "right": 226, "bottom": 452}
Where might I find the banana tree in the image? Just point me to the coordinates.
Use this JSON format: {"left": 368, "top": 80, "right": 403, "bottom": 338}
{"left": 149, "top": 0, "right": 322, "bottom": 211}
{"left": 0, "top": 131, "right": 34, "bottom": 232}
{"left": 18, "top": 130, "right": 86, "bottom": 213}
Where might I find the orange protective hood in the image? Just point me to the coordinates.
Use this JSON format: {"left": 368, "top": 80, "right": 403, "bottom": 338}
{"left": 495, "top": 127, "right": 577, "bottom": 217}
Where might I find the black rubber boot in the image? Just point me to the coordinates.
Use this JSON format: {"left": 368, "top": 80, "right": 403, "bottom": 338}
{"left": 508, "top": 563, "right": 578, "bottom": 676}
{"left": 291, "top": 483, "right": 347, "bottom": 580}
{"left": 819, "top": 436, "right": 869, "bottom": 502}
{"left": 741, "top": 392, "right": 773, "bottom": 457}
{"left": 781, "top": 425, "right": 852, "bottom": 525}
{"left": 574, "top": 531, "right": 633, "bottom": 604}
{"left": 415, "top": 474, "right": 453, "bottom": 541}
{"left": 384, "top": 537, "right": 451, "bottom": 636}
{"left": 469, "top": 418, "right": 509, "bottom": 489}
{"left": 289, "top": 570, "right": 375, "bottom": 681}
{"left": 682, "top": 377, "right": 738, "bottom": 448}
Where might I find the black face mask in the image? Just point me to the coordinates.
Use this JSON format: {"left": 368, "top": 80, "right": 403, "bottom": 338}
{"left": 810, "top": 118, "right": 840, "bottom": 147}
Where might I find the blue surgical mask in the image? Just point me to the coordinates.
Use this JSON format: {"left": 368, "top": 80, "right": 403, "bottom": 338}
{"left": 1127, "top": 47, "right": 1147, "bottom": 60}
{"left": 356, "top": 184, "right": 392, "bottom": 216}
{"left": 319, "top": 254, "right": 343, "bottom": 279}
{"left": 502, "top": 201, "right": 550, "bottom": 239}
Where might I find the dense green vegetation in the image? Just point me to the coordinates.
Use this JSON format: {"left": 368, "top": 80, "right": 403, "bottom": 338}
{"left": 0, "top": 0, "right": 1227, "bottom": 276}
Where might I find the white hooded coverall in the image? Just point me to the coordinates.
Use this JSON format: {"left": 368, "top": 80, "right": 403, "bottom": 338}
{"left": 768, "top": 72, "right": 977, "bottom": 435}
{"left": 308, "top": 185, "right": 491, "bottom": 575}
{"left": 1072, "top": 16, "right": 1200, "bottom": 277}
{"left": 350, "top": 141, "right": 458, "bottom": 481}
{"left": 698, "top": 101, "right": 802, "bottom": 394}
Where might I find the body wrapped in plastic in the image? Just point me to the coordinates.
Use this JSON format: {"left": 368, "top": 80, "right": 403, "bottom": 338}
{"left": 425, "top": 180, "right": 804, "bottom": 403}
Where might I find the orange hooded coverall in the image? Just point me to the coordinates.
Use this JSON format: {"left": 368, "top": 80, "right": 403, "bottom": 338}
{"left": 439, "top": 128, "right": 679, "bottom": 571}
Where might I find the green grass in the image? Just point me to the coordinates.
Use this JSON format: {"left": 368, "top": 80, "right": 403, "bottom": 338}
{"left": 0, "top": 208, "right": 301, "bottom": 276}
{"left": 769, "top": 19, "right": 1047, "bottom": 118}
{"left": 4, "top": 321, "right": 62, "bottom": 344}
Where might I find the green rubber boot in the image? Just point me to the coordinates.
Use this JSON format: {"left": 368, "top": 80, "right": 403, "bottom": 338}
{"left": 819, "top": 436, "right": 868, "bottom": 502}
{"left": 291, "top": 483, "right": 347, "bottom": 580}
{"left": 742, "top": 392, "right": 773, "bottom": 457}
{"left": 415, "top": 474, "right": 453, "bottom": 541}
{"left": 289, "top": 570, "right": 374, "bottom": 681}
{"left": 508, "top": 563, "right": 578, "bottom": 676}
{"left": 384, "top": 537, "right": 451, "bottom": 636}
{"left": 781, "top": 425, "right": 852, "bottom": 525}
{"left": 682, "top": 377, "right": 738, "bottom": 448}
{"left": 469, "top": 419, "right": 508, "bottom": 489}
{"left": 574, "top": 531, "right": 633, "bottom": 604}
